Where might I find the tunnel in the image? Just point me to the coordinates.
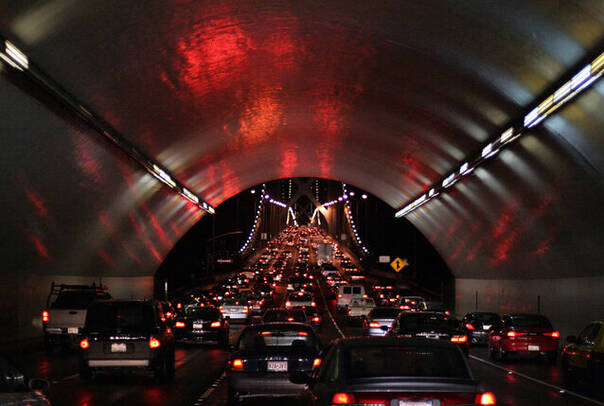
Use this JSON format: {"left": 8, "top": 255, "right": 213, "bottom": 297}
{"left": 1, "top": 2, "right": 604, "bottom": 402}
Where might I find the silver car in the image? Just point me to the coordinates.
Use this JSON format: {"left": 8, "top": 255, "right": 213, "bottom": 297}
{"left": 220, "top": 298, "right": 250, "bottom": 323}
{"left": 363, "top": 307, "right": 402, "bottom": 336}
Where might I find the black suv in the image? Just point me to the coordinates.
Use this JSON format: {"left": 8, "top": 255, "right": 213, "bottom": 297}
{"left": 79, "top": 300, "right": 175, "bottom": 382}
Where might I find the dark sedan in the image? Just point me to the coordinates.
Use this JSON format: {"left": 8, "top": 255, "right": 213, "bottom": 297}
{"left": 227, "top": 323, "right": 321, "bottom": 405}
{"left": 291, "top": 337, "right": 495, "bottom": 406}
{"left": 388, "top": 311, "right": 469, "bottom": 356}
{"left": 462, "top": 312, "right": 501, "bottom": 345}
{"left": 174, "top": 305, "right": 229, "bottom": 347}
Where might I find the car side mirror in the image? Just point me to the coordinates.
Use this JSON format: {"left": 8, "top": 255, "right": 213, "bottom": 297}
{"left": 566, "top": 335, "right": 577, "bottom": 344}
{"left": 289, "top": 371, "right": 311, "bottom": 385}
{"left": 29, "top": 378, "right": 50, "bottom": 391}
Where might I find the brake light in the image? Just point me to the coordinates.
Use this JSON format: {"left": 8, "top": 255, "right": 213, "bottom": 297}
{"left": 210, "top": 321, "right": 221, "bottom": 328}
{"left": 451, "top": 335, "right": 468, "bottom": 343}
{"left": 507, "top": 331, "right": 525, "bottom": 337}
{"left": 369, "top": 322, "right": 380, "bottom": 328}
{"left": 311, "top": 302, "right": 316, "bottom": 307}
{"left": 477, "top": 392, "right": 496, "bottom": 405}
{"left": 332, "top": 392, "right": 355, "bottom": 404}
{"left": 313, "top": 316, "right": 321, "bottom": 322}
{"left": 400, "top": 305, "right": 410, "bottom": 310}
{"left": 338, "top": 294, "right": 343, "bottom": 298}
{"left": 544, "top": 331, "right": 560, "bottom": 337}
{"left": 362, "top": 294, "right": 368, "bottom": 298}
{"left": 42, "top": 311, "right": 49, "bottom": 323}
{"left": 313, "top": 358, "right": 322, "bottom": 368}
{"left": 219, "top": 306, "right": 224, "bottom": 312}
{"left": 165, "top": 312, "right": 172, "bottom": 318}
{"left": 298, "top": 331, "right": 308, "bottom": 336}
{"left": 285, "top": 301, "right": 292, "bottom": 308}
{"left": 242, "top": 306, "right": 248, "bottom": 313}
{"left": 231, "top": 358, "right": 244, "bottom": 370}
{"left": 176, "top": 303, "right": 182, "bottom": 309}
{"left": 149, "top": 337, "right": 161, "bottom": 349}
{"left": 445, "top": 310, "right": 451, "bottom": 315}
{"left": 465, "top": 323, "right": 475, "bottom": 330}
{"left": 261, "top": 331, "right": 272, "bottom": 335}
{"left": 379, "top": 294, "right": 384, "bottom": 298}
{"left": 175, "top": 321, "right": 186, "bottom": 328}
{"left": 287, "top": 317, "right": 294, "bottom": 321}
{"left": 79, "top": 338, "right": 90, "bottom": 349}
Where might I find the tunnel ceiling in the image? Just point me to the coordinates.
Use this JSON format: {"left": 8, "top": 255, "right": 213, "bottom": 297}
{"left": 2, "top": 1, "right": 604, "bottom": 280}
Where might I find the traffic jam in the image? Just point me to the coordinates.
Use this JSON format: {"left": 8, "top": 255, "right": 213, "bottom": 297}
{"left": 19, "top": 225, "right": 601, "bottom": 405}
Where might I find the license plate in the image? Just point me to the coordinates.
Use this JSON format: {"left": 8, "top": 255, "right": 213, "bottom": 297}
{"left": 528, "top": 345, "right": 540, "bottom": 351}
{"left": 193, "top": 323, "right": 203, "bottom": 329}
{"left": 111, "top": 343, "right": 127, "bottom": 353}
{"left": 483, "top": 325, "right": 491, "bottom": 330}
{"left": 267, "top": 361, "right": 288, "bottom": 372}
{"left": 67, "top": 327, "right": 78, "bottom": 334}
{"left": 398, "top": 400, "right": 433, "bottom": 406}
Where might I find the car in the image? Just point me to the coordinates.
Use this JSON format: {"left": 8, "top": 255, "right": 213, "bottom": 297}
{"left": 397, "top": 296, "right": 426, "bottom": 312}
{"left": 303, "top": 307, "right": 322, "bottom": 331}
{"left": 462, "top": 312, "right": 501, "bottom": 345}
{"left": 347, "top": 297, "right": 376, "bottom": 324}
{"left": 336, "top": 285, "right": 366, "bottom": 312}
{"left": 227, "top": 322, "right": 322, "bottom": 405}
{"left": 285, "top": 292, "right": 316, "bottom": 309}
{"left": 262, "top": 309, "right": 308, "bottom": 324}
{"left": 562, "top": 320, "right": 604, "bottom": 388}
{"left": 423, "top": 301, "right": 452, "bottom": 315}
{"left": 79, "top": 299, "right": 175, "bottom": 382}
{"left": 220, "top": 298, "right": 250, "bottom": 323}
{"left": 43, "top": 282, "right": 112, "bottom": 352}
{"left": 174, "top": 305, "right": 229, "bottom": 347}
{"left": 0, "top": 357, "right": 51, "bottom": 405}
{"left": 488, "top": 313, "right": 559, "bottom": 363}
{"left": 242, "top": 292, "right": 267, "bottom": 315}
{"left": 290, "top": 337, "right": 496, "bottom": 406}
{"left": 363, "top": 307, "right": 402, "bottom": 336}
{"left": 388, "top": 311, "right": 469, "bottom": 357}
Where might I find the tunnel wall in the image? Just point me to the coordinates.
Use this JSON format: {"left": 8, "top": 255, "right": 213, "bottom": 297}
{"left": 1, "top": 73, "right": 203, "bottom": 342}
{"left": 455, "top": 276, "right": 604, "bottom": 340}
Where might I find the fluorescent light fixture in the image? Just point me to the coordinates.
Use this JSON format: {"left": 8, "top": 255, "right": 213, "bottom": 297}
{"left": 5, "top": 41, "right": 28, "bottom": 69}
{"left": 481, "top": 143, "right": 499, "bottom": 159}
{"left": 459, "top": 162, "right": 469, "bottom": 175}
{"left": 523, "top": 107, "right": 541, "bottom": 128}
{"left": 428, "top": 188, "right": 436, "bottom": 197}
{"left": 553, "top": 81, "right": 572, "bottom": 103}
{"left": 570, "top": 65, "right": 591, "bottom": 90}
{"left": 442, "top": 173, "right": 456, "bottom": 188}
{"left": 152, "top": 164, "right": 176, "bottom": 188}
{"left": 500, "top": 127, "right": 514, "bottom": 144}
{"left": 0, "top": 52, "right": 22, "bottom": 70}
{"left": 182, "top": 188, "right": 199, "bottom": 204}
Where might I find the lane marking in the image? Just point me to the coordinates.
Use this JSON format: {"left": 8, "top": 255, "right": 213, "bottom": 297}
{"left": 192, "top": 372, "right": 226, "bottom": 405}
{"left": 52, "top": 373, "right": 79, "bottom": 384}
{"left": 316, "top": 269, "right": 345, "bottom": 338}
{"left": 470, "top": 355, "right": 604, "bottom": 406}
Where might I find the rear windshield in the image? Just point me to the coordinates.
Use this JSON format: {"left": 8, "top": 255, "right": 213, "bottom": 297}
{"left": 509, "top": 316, "right": 552, "bottom": 329}
{"left": 85, "top": 302, "right": 155, "bottom": 331}
{"left": 342, "top": 286, "right": 362, "bottom": 295}
{"left": 263, "top": 310, "right": 306, "bottom": 322}
{"left": 399, "top": 314, "right": 460, "bottom": 331}
{"left": 238, "top": 327, "right": 318, "bottom": 350}
{"left": 467, "top": 313, "right": 500, "bottom": 323}
{"left": 223, "top": 299, "right": 245, "bottom": 306}
{"left": 344, "top": 346, "right": 470, "bottom": 379}
{"left": 290, "top": 294, "right": 312, "bottom": 301}
{"left": 52, "top": 290, "right": 111, "bottom": 309}
{"left": 369, "top": 308, "right": 402, "bottom": 319}
{"left": 184, "top": 307, "right": 220, "bottom": 319}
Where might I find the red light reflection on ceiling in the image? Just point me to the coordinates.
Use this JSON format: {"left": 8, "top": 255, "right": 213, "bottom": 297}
{"left": 73, "top": 135, "right": 103, "bottom": 184}
{"left": 142, "top": 204, "right": 170, "bottom": 248}
{"left": 238, "top": 89, "right": 283, "bottom": 147}
{"left": 280, "top": 147, "right": 299, "bottom": 178}
{"left": 23, "top": 186, "right": 49, "bottom": 220}
{"left": 97, "top": 250, "right": 115, "bottom": 267}
{"left": 29, "top": 233, "right": 49, "bottom": 259}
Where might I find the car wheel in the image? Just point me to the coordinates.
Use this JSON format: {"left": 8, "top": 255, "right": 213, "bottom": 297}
{"left": 155, "top": 357, "right": 169, "bottom": 383}
{"left": 488, "top": 344, "right": 496, "bottom": 360}
{"left": 220, "top": 333, "right": 229, "bottom": 349}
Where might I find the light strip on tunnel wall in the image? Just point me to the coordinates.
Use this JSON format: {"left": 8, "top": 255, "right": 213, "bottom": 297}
{"left": 395, "top": 49, "right": 604, "bottom": 218}
{"left": 0, "top": 36, "right": 215, "bottom": 215}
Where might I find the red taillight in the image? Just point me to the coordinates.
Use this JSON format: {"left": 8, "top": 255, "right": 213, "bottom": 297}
{"left": 285, "top": 301, "right": 292, "bottom": 308}
{"left": 338, "top": 294, "right": 343, "bottom": 298}
{"left": 261, "top": 331, "right": 272, "bottom": 335}
{"left": 311, "top": 302, "right": 316, "bottom": 307}
{"left": 445, "top": 310, "right": 451, "bottom": 315}
{"left": 165, "top": 312, "right": 173, "bottom": 318}
{"left": 42, "top": 311, "right": 49, "bottom": 323}
{"left": 287, "top": 317, "right": 294, "bottom": 321}
{"left": 231, "top": 358, "right": 244, "bottom": 370}
{"left": 362, "top": 294, "right": 368, "bottom": 298}
{"left": 79, "top": 338, "right": 90, "bottom": 349}
{"left": 544, "top": 331, "right": 560, "bottom": 338}
{"left": 477, "top": 392, "right": 496, "bottom": 405}
{"left": 369, "top": 322, "right": 381, "bottom": 328}
{"left": 507, "top": 331, "right": 525, "bottom": 337}
{"left": 451, "top": 335, "right": 468, "bottom": 343}
{"left": 313, "top": 358, "right": 321, "bottom": 368}
{"left": 175, "top": 321, "right": 186, "bottom": 328}
{"left": 465, "top": 323, "right": 475, "bottom": 330}
{"left": 313, "top": 316, "right": 321, "bottom": 322}
{"left": 332, "top": 392, "right": 355, "bottom": 404}
{"left": 298, "top": 331, "right": 308, "bottom": 336}
{"left": 400, "top": 305, "right": 410, "bottom": 310}
{"left": 149, "top": 337, "right": 161, "bottom": 349}
{"left": 176, "top": 303, "right": 182, "bottom": 309}
{"left": 211, "top": 321, "right": 221, "bottom": 328}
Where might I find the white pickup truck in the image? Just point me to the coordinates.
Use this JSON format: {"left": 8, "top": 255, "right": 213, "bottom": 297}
{"left": 347, "top": 297, "right": 376, "bottom": 324}
{"left": 43, "top": 283, "right": 111, "bottom": 352}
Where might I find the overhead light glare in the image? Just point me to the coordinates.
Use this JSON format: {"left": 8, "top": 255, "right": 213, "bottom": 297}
{"left": 500, "top": 128, "right": 514, "bottom": 144}
{"left": 5, "top": 41, "right": 28, "bottom": 69}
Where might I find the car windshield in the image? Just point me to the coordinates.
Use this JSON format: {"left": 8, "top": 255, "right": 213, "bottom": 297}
{"left": 52, "top": 290, "right": 111, "bottom": 309}
{"left": 370, "top": 308, "right": 402, "bottom": 319}
{"left": 510, "top": 316, "right": 552, "bottom": 329}
{"left": 223, "top": 299, "right": 245, "bottom": 306}
{"left": 399, "top": 314, "right": 460, "bottom": 331}
{"left": 238, "top": 327, "right": 318, "bottom": 350}
{"left": 290, "top": 294, "right": 312, "bottom": 301}
{"left": 467, "top": 313, "right": 500, "bottom": 323}
{"left": 85, "top": 302, "right": 155, "bottom": 331}
{"left": 184, "top": 307, "right": 220, "bottom": 319}
{"left": 263, "top": 310, "right": 306, "bottom": 322}
{"left": 344, "top": 346, "right": 470, "bottom": 379}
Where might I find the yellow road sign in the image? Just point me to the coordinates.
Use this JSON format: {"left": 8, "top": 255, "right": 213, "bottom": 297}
{"left": 390, "top": 257, "right": 408, "bottom": 272}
